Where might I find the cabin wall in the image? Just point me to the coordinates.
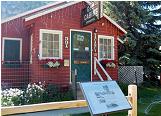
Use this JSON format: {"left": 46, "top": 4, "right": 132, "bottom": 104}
{"left": 1, "top": 18, "right": 30, "bottom": 88}
{"left": 1, "top": 2, "right": 124, "bottom": 88}
{"left": 29, "top": 2, "right": 120, "bottom": 85}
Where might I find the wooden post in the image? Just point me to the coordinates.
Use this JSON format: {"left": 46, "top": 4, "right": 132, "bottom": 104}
{"left": 128, "top": 85, "right": 137, "bottom": 116}
{"left": 75, "top": 69, "right": 78, "bottom": 100}
{"left": 94, "top": 57, "right": 96, "bottom": 75}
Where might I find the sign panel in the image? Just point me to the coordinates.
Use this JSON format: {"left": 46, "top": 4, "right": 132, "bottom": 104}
{"left": 81, "top": 2, "right": 101, "bottom": 26}
{"left": 80, "top": 81, "right": 132, "bottom": 115}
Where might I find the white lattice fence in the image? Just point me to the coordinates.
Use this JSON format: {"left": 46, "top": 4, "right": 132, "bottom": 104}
{"left": 118, "top": 66, "right": 144, "bottom": 84}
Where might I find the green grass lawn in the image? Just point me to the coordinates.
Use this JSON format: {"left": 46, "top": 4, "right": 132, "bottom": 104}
{"left": 71, "top": 84, "right": 161, "bottom": 116}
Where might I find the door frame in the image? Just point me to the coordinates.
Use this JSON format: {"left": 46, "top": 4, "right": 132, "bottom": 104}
{"left": 70, "top": 29, "right": 93, "bottom": 83}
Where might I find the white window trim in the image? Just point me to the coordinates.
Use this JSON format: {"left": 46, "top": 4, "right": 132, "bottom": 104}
{"left": 30, "top": 34, "right": 33, "bottom": 64}
{"left": 39, "top": 29, "right": 63, "bottom": 59}
{"left": 2, "top": 37, "right": 22, "bottom": 61}
{"left": 98, "top": 35, "right": 114, "bottom": 60}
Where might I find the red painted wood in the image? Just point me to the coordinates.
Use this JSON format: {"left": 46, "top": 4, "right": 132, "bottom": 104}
{"left": 1, "top": 2, "right": 125, "bottom": 88}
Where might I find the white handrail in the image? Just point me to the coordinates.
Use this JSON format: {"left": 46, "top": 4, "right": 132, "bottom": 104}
{"left": 95, "top": 69, "right": 104, "bottom": 81}
{"left": 94, "top": 57, "right": 112, "bottom": 81}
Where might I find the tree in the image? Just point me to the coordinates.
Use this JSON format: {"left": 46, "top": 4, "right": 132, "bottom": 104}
{"left": 139, "top": 1, "right": 161, "bottom": 76}
{"left": 103, "top": 1, "right": 161, "bottom": 77}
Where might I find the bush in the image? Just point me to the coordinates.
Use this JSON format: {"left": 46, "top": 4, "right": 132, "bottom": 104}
{"left": 1, "top": 82, "right": 74, "bottom": 107}
{"left": 24, "top": 82, "right": 45, "bottom": 104}
{"left": 1, "top": 88, "right": 24, "bottom": 106}
{"left": 118, "top": 82, "right": 128, "bottom": 95}
{"left": 43, "top": 84, "right": 74, "bottom": 102}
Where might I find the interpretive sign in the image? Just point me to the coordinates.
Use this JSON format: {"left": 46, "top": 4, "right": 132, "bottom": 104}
{"left": 80, "top": 81, "right": 132, "bottom": 115}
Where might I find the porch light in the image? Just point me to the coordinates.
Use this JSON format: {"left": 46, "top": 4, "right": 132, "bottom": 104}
{"left": 93, "top": 28, "right": 98, "bottom": 33}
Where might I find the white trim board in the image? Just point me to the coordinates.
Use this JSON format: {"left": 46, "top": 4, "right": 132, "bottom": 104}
{"left": 117, "top": 37, "right": 124, "bottom": 44}
{"left": 1, "top": 1, "right": 64, "bottom": 24}
{"left": 69, "top": 29, "right": 93, "bottom": 83}
{"left": 2, "top": 37, "right": 22, "bottom": 61}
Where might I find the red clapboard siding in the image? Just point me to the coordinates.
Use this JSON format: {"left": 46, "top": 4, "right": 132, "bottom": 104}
{"left": 1, "top": 1, "right": 125, "bottom": 87}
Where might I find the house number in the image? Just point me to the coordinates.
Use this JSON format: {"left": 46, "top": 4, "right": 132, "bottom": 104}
{"left": 65, "top": 37, "right": 68, "bottom": 48}
{"left": 94, "top": 33, "right": 97, "bottom": 52}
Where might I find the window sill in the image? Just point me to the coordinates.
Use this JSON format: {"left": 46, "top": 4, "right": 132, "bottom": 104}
{"left": 2, "top": 61, "right": 22, "bottom": 68}
{"left": 39, "top": 57, "right": 62, "bottom": 60}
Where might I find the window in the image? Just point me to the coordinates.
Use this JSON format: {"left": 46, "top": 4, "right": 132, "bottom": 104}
{"left": 98, "top": 35, "right": 114, "bottom": 60}
{"left": 39, "top": 29, "right": 63, "bottom": 59}
{"left": 2, "top": 38, "right": 22, "bottom": 61}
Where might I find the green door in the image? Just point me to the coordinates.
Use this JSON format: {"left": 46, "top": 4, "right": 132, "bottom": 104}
{"left": 71, "top": 31, "right": 91, "bottom": 82}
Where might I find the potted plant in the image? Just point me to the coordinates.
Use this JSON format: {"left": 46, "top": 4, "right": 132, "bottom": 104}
{"left": 39, "top": 59, "right": 64, "bottom": 68}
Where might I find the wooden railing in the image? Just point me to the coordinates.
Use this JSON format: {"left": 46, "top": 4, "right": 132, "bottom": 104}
{"left": 1, "top": 100, "right": 87, "bottom": 116}
{"left": 94, "top": 57, "right": 112, "bottom": 81}
{"left": 1, "top": 85, "right": 137, "bottom": 116}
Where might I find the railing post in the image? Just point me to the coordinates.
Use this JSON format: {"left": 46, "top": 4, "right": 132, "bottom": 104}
{"left": 74, "top": 69, "right": 77, "bottom": 100}
{"left": 128, "top": 85, "right": 137, "bottom": 116}
{"left": 94, "top": 57, "right": 96, "bottom": 75}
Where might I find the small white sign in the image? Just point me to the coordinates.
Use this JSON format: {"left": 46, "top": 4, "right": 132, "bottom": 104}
{"left": 80, "top": 81, "right": 132, "bottom": 115}
{"left": 77, "top": 35, "right": 84, "bottom": 41}
{"left": 85, "top": 47, "right": 89, "bottom": 51}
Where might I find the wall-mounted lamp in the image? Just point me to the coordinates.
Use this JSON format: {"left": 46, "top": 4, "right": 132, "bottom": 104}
{"left": 93, "top": 28, "right": 98, "bottom": 33}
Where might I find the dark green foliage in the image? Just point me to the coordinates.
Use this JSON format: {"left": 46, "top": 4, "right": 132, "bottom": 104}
{"left": 104, "top": 1, "right": 161, "bottom": 77}
{"left": 1, "top": 83, "right": 74, "bottom": 106}
{"left": 43, "top": 84, "right": 74, "bottom": 102}
{"left": 117, "top": 82, "right": 128, "bottom": 95}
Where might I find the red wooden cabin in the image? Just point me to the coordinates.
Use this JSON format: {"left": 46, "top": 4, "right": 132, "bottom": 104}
{"left": 1, "top": 1, "right": 126, "bottom": 88}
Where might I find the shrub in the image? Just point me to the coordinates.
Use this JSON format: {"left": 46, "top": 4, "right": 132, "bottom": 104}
{"left": 1, "top": 82, "right": 74, "bottom": 107}
{"left": 43, "top": 84, "right": 74, "bottom": 102}
{"left": 1, "top": 88, "right": 24, "bottom": 106}
{"left": 24, "top": 82, "right": 45, "bottom": 104}
{"left": 118, "top": 82, "right": 128, "bottom": 95}
{"left": 43, "top": 84, "right": 62, "bottom": 102}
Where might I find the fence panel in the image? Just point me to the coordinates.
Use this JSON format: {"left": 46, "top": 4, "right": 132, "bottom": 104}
{"left": 1, "top": 61, "right": 30, "bottom": 89}
{"left": 118, "top": 66, "right": 144, "bottom": 84}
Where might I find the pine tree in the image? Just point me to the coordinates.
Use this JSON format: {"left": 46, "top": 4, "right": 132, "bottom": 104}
{"left": 139, "top": 1, "right": 161, "bottom": 76}
{"left": 104, "top": 1, "right": 161, "bottom": 77}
